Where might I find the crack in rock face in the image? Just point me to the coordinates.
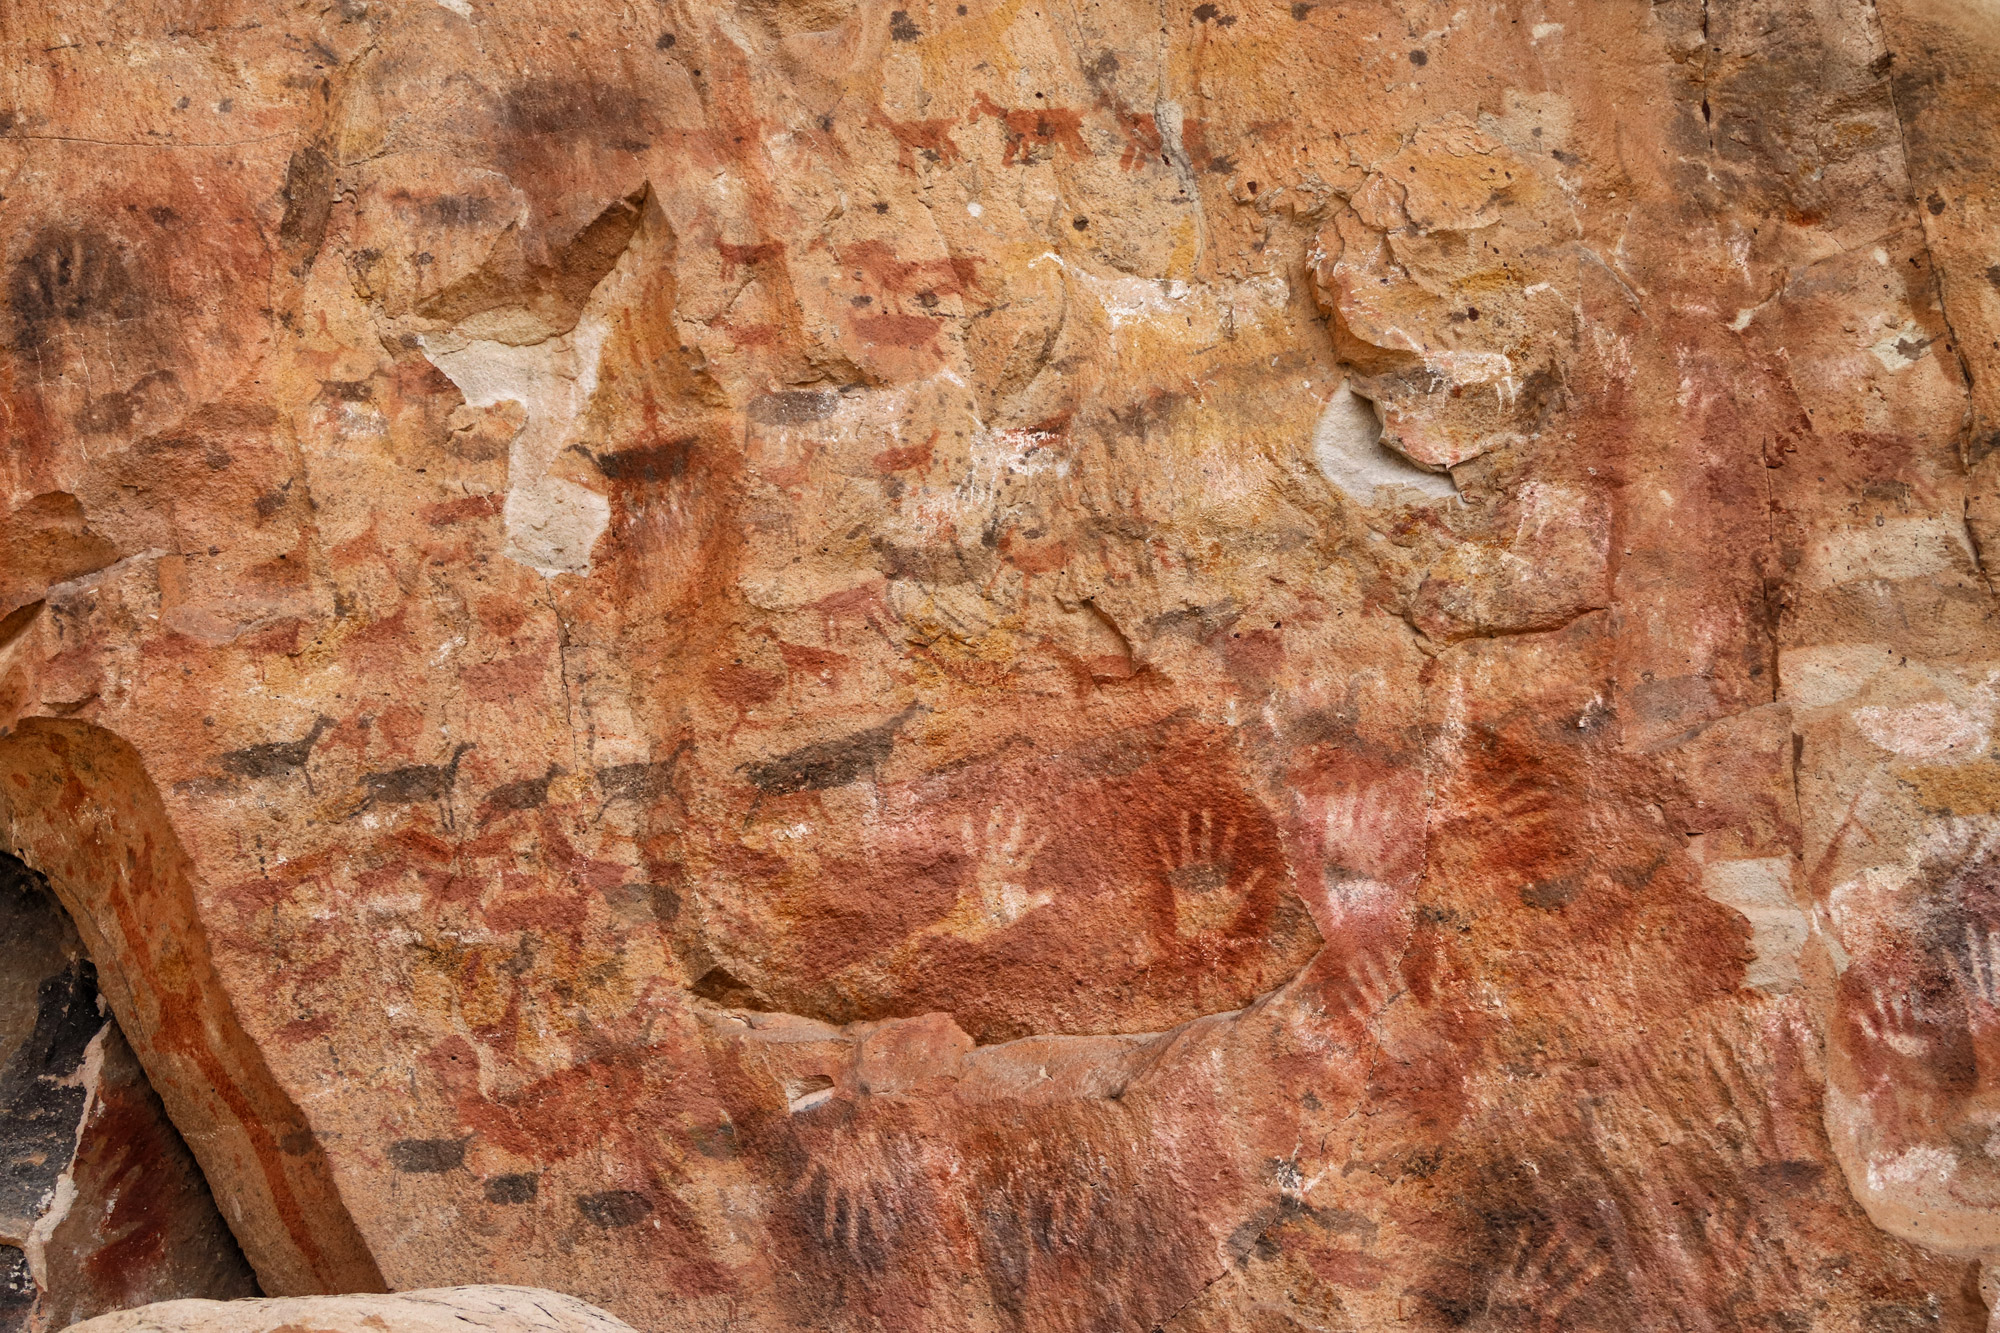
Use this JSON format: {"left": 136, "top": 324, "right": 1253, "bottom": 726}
{"left": 1, "top": 0, "right": 1998, "bottom": 1328}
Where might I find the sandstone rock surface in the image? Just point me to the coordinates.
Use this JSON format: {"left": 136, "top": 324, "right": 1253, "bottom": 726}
{"left": 0, "top": 858, "right": 256, "bottom": 1333}
{"left": 62, "top": 1287, "right": 636, "bottom": 1333}
{"left": 2, "top": 0, "right": 1999, "bottom": 1328}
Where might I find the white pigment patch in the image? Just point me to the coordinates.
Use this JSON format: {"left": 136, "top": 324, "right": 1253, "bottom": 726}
{"left": 1868, "top": 1146, "right": 1956, "bottom": 1193}
{"left": 1070, "top": 268, "right": 1194, "bottom": 330}
{"left": 1853, "top": 700, "right": 1990, "bottom": 761}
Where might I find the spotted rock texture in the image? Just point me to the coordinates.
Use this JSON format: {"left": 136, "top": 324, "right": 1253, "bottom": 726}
{"left": 0, "top": 858, "right": 257, "bottom": 1333}
{"left": 1, "top": 0, "right": 1999, "bottom": 1328}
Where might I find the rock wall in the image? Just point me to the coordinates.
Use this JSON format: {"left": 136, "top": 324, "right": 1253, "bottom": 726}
{"left": 0, "top": 858, "right": 257, "bottom": 1332}
{"left": 0, "top": 0, "right": 1997, "bottom": 1327}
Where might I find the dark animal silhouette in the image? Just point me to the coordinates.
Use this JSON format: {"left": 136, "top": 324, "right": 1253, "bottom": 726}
{"left": 595, "top": 741, "right": 691, "bottom": 819}
{"left": 479, "top": 763, "right": 565, "bottom": 822}
{"left": 575, "top": 438, "right": 695, "bottom": 484}
{"left": 220, "top": 716, "right": 335, "bottom": 794}
{"left": 359, "top": 742, "right": 475, "bottom": 811}
{"left": 740, "top": 705, "right": 920, "bottom": 796}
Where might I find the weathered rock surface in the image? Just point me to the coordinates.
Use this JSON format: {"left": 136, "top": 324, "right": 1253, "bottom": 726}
{"left": 0, "top": 858, "right": 257, "bottom": 1332}
{"left": 63, "top": 1287, "right": 636, "bottom": 1333}
{"left": 1, "top": 0, "right": 1998, "bottom": 1328}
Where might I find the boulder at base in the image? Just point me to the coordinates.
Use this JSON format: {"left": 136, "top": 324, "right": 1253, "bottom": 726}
{"left": 63, "top": 1288, "right": 635, "bottom": 1333}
